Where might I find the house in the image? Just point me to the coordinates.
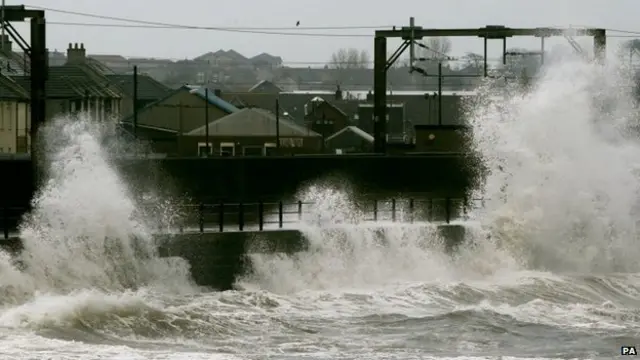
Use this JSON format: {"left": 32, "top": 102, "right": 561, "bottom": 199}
{"left": 11, "top": 43, "right": 124, "bottom": 122}
{"left": 119, "top": 85, "right": 239, "bottom": 135}
{"left": 184, "top": 107, "right": 322, "bottom": 157}
{"left": 195, "top": 49, "right": 251, "bottom": 68}
{"left": 218, "top": 91, "right": 360, "bottom": 126}
{"left": 0, "top": 34, "right": 28, "bottom": 75}
{"left": 325, "top": 126, "right": 373, "bottom": 154}
{"left": 303, "top": 96, "right": 350, "bottom": 138}
{"left": 0, "top": 74, "right": 29, "bottom": 154}
{"left": 357, "top": 103, "right": 410, "bottom": 142}
{"left": 248, "top": 80, "right": 281, "bottom": 93}
{"left": 87, "top": 54, "right": 130, "bottom": 73}
{"left": 106, "top": 73, "right": 172, "bottom": 118}
{"left": 250, "top": 53, "right": 283, "bottom": 68}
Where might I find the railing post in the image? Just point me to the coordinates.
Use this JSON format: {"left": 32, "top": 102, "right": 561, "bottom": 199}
{"left": 3, "top": 206, "right": 8, "bottom": 240}
{"left": 409, "top": 198, "right": 414, "bottom": 223}
{"left": 278, "top": 201, "right": 284, "bottom": 228}
{"left": 218, "top": 201, "right": 224, "bottom": 232}
{"left": 391, "top": 198, "right": 396, "bottom": 222}
{"left": 373, "top": 199, "right": 378, "bottom": 221}
{"left": 463, "top": 197, "right": 469, "bottom": 218}
{"left": 238, "top": 202, "right": 245, "bottom": 231}
{"left": 198, "top": 203, "right": 204, "bottom": 233}
{"left": 445, "top": 197, "right": 451, "bottom": 224}
{"left": 258, "top": 201, "right": 264, "bottom": 231}
{"left": 297, "top": 200, "right": 302, "bottom": 221}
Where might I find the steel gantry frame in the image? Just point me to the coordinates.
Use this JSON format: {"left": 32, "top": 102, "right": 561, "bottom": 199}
{"left": 0, "top": 5, "right": 47, "bottom": 187}
{"left": 372, "top": 21, "right": 606, "bottom": 153}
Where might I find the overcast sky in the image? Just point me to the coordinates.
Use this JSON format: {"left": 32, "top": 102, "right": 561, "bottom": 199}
{"left": 6, "top": 0, "right": 640, "bottom": 65}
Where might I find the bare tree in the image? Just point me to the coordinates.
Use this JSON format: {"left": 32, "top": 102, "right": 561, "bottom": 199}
{"left": 329, "top": 48, "right": 371, "bottom": 69}
{"left": 461, "top": 52, "right": 483, "bottom": 70}
{"left": 419, "top": 37, "right": 453, "bottom": 61}
{"left": 403, "top": 37, "right": 453, "bottom": 69}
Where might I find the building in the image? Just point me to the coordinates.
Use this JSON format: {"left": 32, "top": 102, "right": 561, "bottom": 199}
{"left": 0, "top": 34, "right": 28, "bottom": 75}
{"left": 248, "top": 80, "right": 281, "bottom": 93}
{"left": 357, "top": 103, "right": 408, "bottom": 142}
{"left": 249, "top": 53, "right": 283, "bottom": 68}
{"left": 106, "top": 74, "right": 172, "bottom": 118}
{"left": 303, "top": 96, "right": 350, "bottom": 139}
{"left": 120, "top": 85, "right": 239, "bottom": 135}
{"left": 184, "top": 107, "right": 322, "bottom": 157}
{"left": 0, "top": 74, "right": 29, "bottom": 153}
{"left": 325, "top": 126, "right": 373, "bottom": 154}
{"left": 12, "top": 43, "right": 124, "bottom": 122}
{"left": 195, "top": 49, "right": 252, "bottom": 69}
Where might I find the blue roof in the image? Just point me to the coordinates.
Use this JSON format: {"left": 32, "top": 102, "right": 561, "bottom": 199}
{"left": 183, "top": 85, "right": 239, "bottom": 114}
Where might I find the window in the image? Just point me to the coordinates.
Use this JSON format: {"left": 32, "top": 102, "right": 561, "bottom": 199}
{"left": 197, "top": 142, "right": 212, "bottom": 157}
{"left": 264, "top": 142, "right": 277, "bottom": 156}
{"left": 219, "top": 142, "right": 235, "bottom": 157}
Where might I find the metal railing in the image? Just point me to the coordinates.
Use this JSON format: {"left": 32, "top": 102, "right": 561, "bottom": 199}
{"left": 1, "top": 197, "right": 481, "bottom": 239}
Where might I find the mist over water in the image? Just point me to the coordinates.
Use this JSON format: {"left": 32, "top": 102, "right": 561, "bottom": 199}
{"left": 2, "top": 57, "right": 640, "bottom": 358}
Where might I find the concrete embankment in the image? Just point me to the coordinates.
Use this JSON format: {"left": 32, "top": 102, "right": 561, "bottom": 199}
{"left": 0, "top": 224, "right": 466, "bottom": 290}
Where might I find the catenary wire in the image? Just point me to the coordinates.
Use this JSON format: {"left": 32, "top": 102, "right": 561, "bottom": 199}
{"left": 30, "top": 5, "right": 640, "bottom": 39}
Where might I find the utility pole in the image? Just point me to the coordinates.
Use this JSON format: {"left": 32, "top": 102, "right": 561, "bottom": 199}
{"left": 438, "top": 61, "right": 442, "bottom": 126}
{"left": 204, "top": 87, "right": 209, "bottom": 157}
{"left": 1, "top": 0, "right": 5, "bottom": 51}
{"left": 275, "top": 98, "right": 280, "bottom": 150}
{"left": 321, "top": 112, "right": 326, "bottom": 153}
{"left": 132, "top": 65, "right": 138, "bottom": 138}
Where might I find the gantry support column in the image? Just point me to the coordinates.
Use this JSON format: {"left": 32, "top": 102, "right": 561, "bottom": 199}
{"left": 373, "top": 36, "right": 387, "bottom": 154}
{"left": 593, "top": 29, "right": 606, "bottom": 62}
{"left": 30, "top": 14, "right": 46, "bottom": 188}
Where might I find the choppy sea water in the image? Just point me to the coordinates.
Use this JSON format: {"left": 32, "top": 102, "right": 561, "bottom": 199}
{"left": 1, "top": 272, "right": 640, "bottom": 359}
{"left": 3, "top": 57, "right": 640, "bottom": 359}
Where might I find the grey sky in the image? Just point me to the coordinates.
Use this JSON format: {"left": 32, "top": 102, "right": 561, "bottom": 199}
{"left": 7, "top": 0, "right": 640, "bottom": 65}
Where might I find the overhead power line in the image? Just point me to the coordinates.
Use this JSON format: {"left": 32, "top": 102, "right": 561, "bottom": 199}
{"left": 32, "top": 5, "right": 640, "bottom": 39}
{"left": 27, "top": 5, "right": 382, "bottom": 37}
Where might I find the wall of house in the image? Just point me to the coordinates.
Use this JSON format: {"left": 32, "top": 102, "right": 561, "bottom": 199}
{"left": 120, "top": 98, "right": 157, "bottom": 119}
{"left": 325, "top": 132, "right": 373, "bottom": 154}
{"left": 0, "top": 100, "right": 30, "bottom": 153}
{"left": 46, "top": 98, "right": 121, "bottom": 123}
{"left": 179, "top": 135, "right": 322, "bottom": 157}
{"left": 137, "top": 90, "right": 228, "bottom": 133}
{"left": 304, "top": 102, "right": 349, "bottom": 137}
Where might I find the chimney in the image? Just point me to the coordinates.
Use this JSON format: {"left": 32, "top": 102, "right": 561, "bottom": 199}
{"left": 66, "top": 43, "right": 86, "bottom": 65}
{"left": 0, "top": 34, "right": 11, "bottom": 52}
{"left": 334, "top": 84, "right": 342, "bottom": 100}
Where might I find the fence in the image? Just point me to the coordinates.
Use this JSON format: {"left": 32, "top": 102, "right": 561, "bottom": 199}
{"left": 1, "top": 197, "right": 482, "bottom": 239}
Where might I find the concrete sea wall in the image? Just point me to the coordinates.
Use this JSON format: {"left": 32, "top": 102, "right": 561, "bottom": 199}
{"left": 0, "top": 225, "right": 466, "bottom": 291}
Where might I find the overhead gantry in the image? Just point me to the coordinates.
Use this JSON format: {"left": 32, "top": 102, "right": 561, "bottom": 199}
{"left": 372, "top": 21, "right": 606, "bottom": 153}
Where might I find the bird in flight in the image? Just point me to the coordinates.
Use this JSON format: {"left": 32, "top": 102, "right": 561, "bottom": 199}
{"left": 296, "top": 21, "right": 300, "bottom": 26}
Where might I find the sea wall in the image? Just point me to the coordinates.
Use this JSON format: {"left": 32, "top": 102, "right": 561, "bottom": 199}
{"left": 156, "top": 225, "right": 466, "bottom": 290}
{"left": 0, "top": 225, "right": 466, "bottom": 291}
{"left": 0, "top": 154, "right": 476, "bottom": 207}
